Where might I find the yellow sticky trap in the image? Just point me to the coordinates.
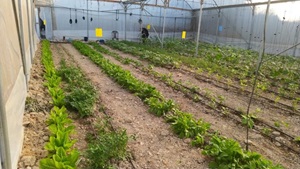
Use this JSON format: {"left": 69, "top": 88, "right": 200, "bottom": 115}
{"left": 147, "top": 24, "right": 151, "bottom": 30}
{"left": 182, "top": 31, "right": 186, "bottom": 39}
{"left": 43, "top": 20, "right": 46, "bottom": 25}
{"left": 95, "top": 28, "right": 103, "bottom": 37}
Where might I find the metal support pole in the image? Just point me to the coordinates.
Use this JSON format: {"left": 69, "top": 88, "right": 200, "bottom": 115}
{"left": 0, "top": 78, "right": 9, "bottom": 169}
{"left": 140, "top": 2, "right": 143, "bottom": 33}
{"left": 245, "top": 0, "right": 271, "bottom": 151}
{"left": 215, "top": 9, "right": 221, "bottom": 44}
{"left": 17, "top": 0, "right": 29, "bottom": 86}
{"left": 173, "top": 17, "right": 176, "bottom": 39}
{"left": 31, "top": 0, "right": 36, "bottom": 51}
{"left": 26, "top": 0, "right": 34, "bottom": 62}
{"left": 124, "top": 5, "right": 127, "bottom": 40}
{"left": 195, "top": 0, "right": 204, "bottom": 56}
{"left": 87, "top": 0, "right": 89, "bottom": 39}
{"left": 248, "top": 6, "right": 256, "bottom": 49}
{"left": 293, "top": 25, "right": 299, "bottom": 57}
{"left": 161, "top": 0, "right": 167, "bottom": 48}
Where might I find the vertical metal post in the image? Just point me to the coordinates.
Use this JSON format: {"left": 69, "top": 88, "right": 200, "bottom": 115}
{"left": 26, "top": 0, "right": 34, "bottom": 62}
{"left": 31, "top": 0, "right": 36, "bottom": 51}
{"left": 245, "top": 0, "right": 271, "bottom": 151}
{"left": 0, "top": 81, "right": 9, "bottom": 169}
{"left": 17, "top": 0, "right": 29, "bottom": 87}
{"left": 248, "top": 6, "right": 255, "bottom": 49}
{"left": 124, "top": 5, "right": 127, "bottom": 40}
{"left": 161, "top": 0, "right": 167, "bottom": 48}
{"left": 87, "top": 0, "right": 89, "bottom": 39}
{"left": 195, "top": 0, "right": 204, "bottom": 56}
{"left": 215, "top": 9, "right": 220, "bottom": 44}
{"left": 293, "top": 25, "right": 299, "bottom": 57}
{"left": 173, "top": 17, "right": 176, "bottom": 39}
{"left": 140, "top": 2, "right": 143, "bottom": 33}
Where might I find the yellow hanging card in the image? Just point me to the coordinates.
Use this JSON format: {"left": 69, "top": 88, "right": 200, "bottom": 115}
{"left": 95, "top": 28, "right": 103, "bottom": 37}
{"left": 182, "top": 31, "right": 186, "bottom": 39}
{"left": 147, "top": 24, "right": 151, "bottom": 30}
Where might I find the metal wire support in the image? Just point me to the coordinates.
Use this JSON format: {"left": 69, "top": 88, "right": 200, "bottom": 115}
{"left": 161, "top": 0, "right": 168, "bottom": 48}
{"left": 195, "top": 0, "right": 204, "bottom": 56}
{"left": 245, "top": 0, "right": 271, "bottom": 151}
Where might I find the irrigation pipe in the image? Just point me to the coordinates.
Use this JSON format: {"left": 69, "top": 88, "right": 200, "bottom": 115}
{"left": 245, "top": 0, "right": 271, "bottom": 151}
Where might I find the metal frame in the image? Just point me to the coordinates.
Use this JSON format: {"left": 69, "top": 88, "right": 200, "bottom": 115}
{"left": 194, "top": 0, "right": 300, "bottom": 11}
{"left": 36, "top": 0, "right": 193, "bottom": 11}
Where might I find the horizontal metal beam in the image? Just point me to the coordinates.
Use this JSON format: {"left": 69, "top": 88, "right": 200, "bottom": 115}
{"left": 87, "top": 0, "right": 192, "bottom": 11}
{"left": 193, "top": 0, "right": 300, "bottom": 11}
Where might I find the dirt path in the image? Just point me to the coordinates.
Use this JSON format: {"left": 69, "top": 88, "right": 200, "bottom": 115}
{"left": 18, "top": 44, "right": 50, "bottom": 169}
{"left": 60, "top": 43, "right": 207, "bottom": 169}
{"left": 91, "top": 44, "right": 300, "bottom": 168}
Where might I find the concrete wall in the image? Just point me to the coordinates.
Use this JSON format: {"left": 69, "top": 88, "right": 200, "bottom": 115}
{"left": 0, "top": 0, "right": 37, "bottom": 168}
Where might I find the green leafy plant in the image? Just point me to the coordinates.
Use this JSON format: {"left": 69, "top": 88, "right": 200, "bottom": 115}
{"left": 48, "top": 87, "right": 65, "bottom": 107}
{"left": 86, "top": 118, "right": 129, "bottom": 169}
{"left": 274, "top": 121, "right": 281, "bottom": 128}
{"left": 40, "top": 40, "right": 79, "bottom": 169}
{"left": 262, "top": 127, "right": 272, "bottom": 135}
{"left": 40, "top": 147, "right": 79, "bottom": 169}
{"left": 294, "top": 136, "right": 300, "bottom": 143}
{"left": 242, "top": 114, "right": 256, "bottom": 129}
{"left": 145, "top": 97, "right": 175, "bottom": 116}
{"left": 58, "top": 61, "right": 97, "bottom": 117}
{"left": 166, "top": 111, "right": 210, "bottom": 141}
{"left": 202, "top": 135, "right": 284, "bottom": 169}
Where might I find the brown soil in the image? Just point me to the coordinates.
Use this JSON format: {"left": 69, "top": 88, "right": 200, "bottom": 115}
{"left": 59, "top": 43, "right": 209, "bottom": 168}
{"left": 18, "top": 44, "right": 51, "bottom": 169}
{"left": 18, "top": 41, "right": 300, "bottom": 169}
{"left": 98, "top": 44, "right": 300, "bottom": 168}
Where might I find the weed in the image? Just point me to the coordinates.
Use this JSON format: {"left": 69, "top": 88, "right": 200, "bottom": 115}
{"left": 86, "top": 118, "right": 129, "bottom": 169}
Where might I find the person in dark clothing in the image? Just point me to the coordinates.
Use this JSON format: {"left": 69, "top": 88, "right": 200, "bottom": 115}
{"left": 141, "top": 28, "right": 149, "bottom": 43}
{"left": 39, "top": 18, "right": 46, "bottom": 39}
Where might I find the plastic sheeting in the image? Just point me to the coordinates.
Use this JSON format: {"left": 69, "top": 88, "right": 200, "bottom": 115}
{"left": 39, "top": 0, "right": 194, "bottom": 41}
{"left": 0, "top": 0, "right": 37, "bottom": 168}
{"left": 195, "top": 1, "right": 300, "bottom": 57}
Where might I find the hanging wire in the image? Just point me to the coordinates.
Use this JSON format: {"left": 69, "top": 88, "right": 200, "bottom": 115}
{"left": 75, "top": 9, "right": 78, "bottom": 23}
{"left": 82, "top": 9, "right": 85, "bottom": 20}
{"left": 69, "top": 8, "right": 72, "bottom": 24}
{"left": 245, "top": 0, "right": 271, "bottom": 151}
{"left": 116, "top": 10, "right": 119, "bottom": 21}
{"left": 98, "top": 0, "right": 100, "bottom": 25}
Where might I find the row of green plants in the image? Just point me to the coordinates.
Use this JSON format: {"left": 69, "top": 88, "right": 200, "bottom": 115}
{"left": 86, "top": 117, "right": 130, "bottom": 169}
{"left": 75, "top": 41, "right": 283, "bottom": 169}
{"left": 55, "top": 44, "right": 131, "bottom": 168}
{"left": 91, "top": 42, "right": 299, "bottom": 145}
{"left": 131, "top": 39, "right": 300, "bottom": 93}
{"left": 108, "top": 40, "right": 300, "bottom": 102}
{"left": 57, "top": 59, "right": 97, "bottom": 117}
{"left": 106, "top": 40, "right": 181, "bottom": 68}
{"left": 40, "top": 40, "right": 79, "bottom": 169}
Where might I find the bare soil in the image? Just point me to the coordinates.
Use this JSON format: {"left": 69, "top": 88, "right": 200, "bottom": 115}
{"left": 60, "top": 43, "right": 209, "bottom": 169}
{"left": 98, "top": 44, "right": 300, "bottom": 168}
{"left": 18, "top": 41, "right": 300, "bottom": 169}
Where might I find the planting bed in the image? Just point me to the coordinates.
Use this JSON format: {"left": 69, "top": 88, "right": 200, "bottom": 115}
{"left": 19, "top": 40, "right": 299, "bottom": 168}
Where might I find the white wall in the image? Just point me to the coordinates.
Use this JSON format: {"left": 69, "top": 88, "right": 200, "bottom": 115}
{"left": 39, "top": 0, "right": 194, "bottom": 41}
{"left": 0, "top": 0, "right": 37, "bottom": 168}
{"left": 194, "top": 1, "right": 300, "bottom": 57}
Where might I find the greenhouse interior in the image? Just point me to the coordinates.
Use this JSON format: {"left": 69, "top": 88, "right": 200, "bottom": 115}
{"left": 0, "top": 0, "right": 300, "bottom": 168}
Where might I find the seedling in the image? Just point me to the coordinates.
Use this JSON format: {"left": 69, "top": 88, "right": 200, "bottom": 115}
{"left": 242, "top": 114, "right": 256, "bottom": 129}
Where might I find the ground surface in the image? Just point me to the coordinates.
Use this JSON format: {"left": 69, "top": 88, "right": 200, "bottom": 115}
{"left": 18, "top": 42, "right": 300, "bottom": 169}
